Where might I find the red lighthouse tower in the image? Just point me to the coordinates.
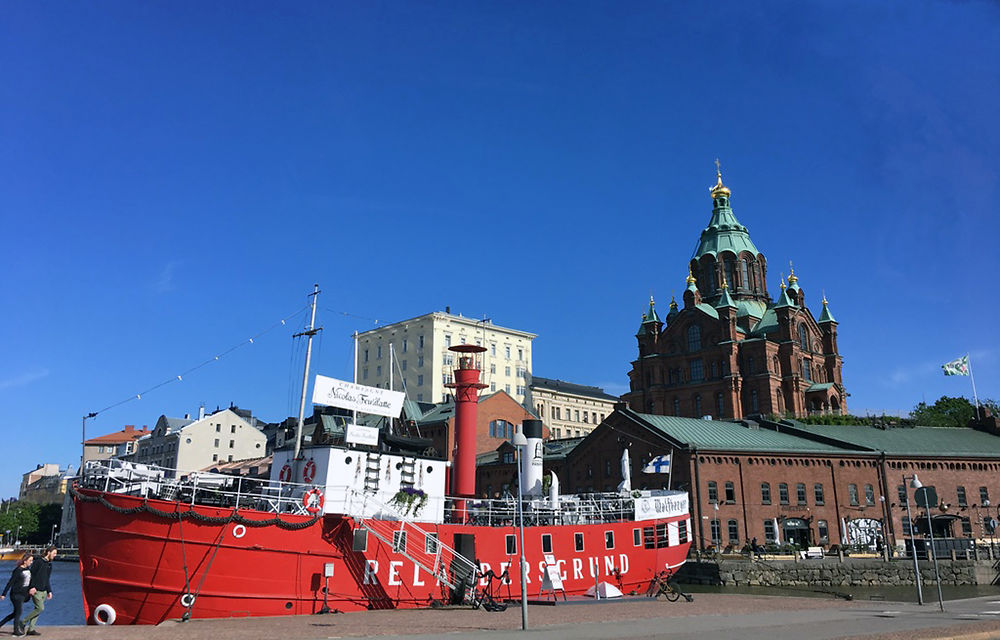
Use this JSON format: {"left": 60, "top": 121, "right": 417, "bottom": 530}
{"left": 445, "top": 344, "right": 487, "bottom": 521}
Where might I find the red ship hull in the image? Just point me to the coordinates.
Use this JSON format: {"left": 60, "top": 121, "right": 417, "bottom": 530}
{"left": 75, "top": 488, "right": 690, "bottom": 625}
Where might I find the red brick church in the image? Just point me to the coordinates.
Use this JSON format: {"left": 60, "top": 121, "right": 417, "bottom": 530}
{"left": 623, "top": 166, "right": 846, "bottom": 420}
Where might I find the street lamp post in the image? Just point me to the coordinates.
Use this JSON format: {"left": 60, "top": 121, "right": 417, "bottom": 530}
{"left": 15, "top": 525, "right": 21, "bottom": 547}
{"left": 911, "top": 476, "right": 945, "bottom": 612}
{"left": 902, "top": 474, "right": 924, "bottom": 606}
{"left": 511, "top": 427, "right": 529, "bottom": 631}
{"left": 50, "top": 523, "right": 59, "bottom": 546}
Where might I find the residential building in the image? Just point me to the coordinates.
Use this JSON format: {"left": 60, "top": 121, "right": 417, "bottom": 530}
{"left": 356, "top": 310, "right": 536, "bottom": 404}
{"left": 530, "top": 376, "right": 618, "bottom": 439}
{"left": 19, "top": 463, "right": 72, "bottom": 505}
{"left": 623, "top": 167, "right": 846, "bottom": 420}
{"left": 132, "top": 408, "right": 266, "bottom": 476}
{"left": 83, "top": 424, "right": 150, "bottom": 463}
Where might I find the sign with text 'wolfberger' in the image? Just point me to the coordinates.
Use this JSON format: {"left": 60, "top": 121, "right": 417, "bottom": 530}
{"left": 312, "top": 375, "right": 405, "bottom": 418}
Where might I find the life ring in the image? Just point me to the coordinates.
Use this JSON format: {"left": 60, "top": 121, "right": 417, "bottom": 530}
{"left": 180, "top": 593, "right": 196, "bottom": 608}
{"left": 302, "top": 459, "right": 317, "bottom": 483}
{"left": 232, "top": 524, "right": 247, "bottom": 539}
{"left": 279, "top": 464, "right": 292, "bottom": 483}
{"left": 303, "top": 488, "right": 325, "bottom": 514}
{"left": 93, "top": 603, "right": 116, "bottom": 625}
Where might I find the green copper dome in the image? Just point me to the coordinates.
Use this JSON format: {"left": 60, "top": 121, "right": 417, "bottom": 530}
{"left": 692, "top": 169, "right": 762, "bottom": 260}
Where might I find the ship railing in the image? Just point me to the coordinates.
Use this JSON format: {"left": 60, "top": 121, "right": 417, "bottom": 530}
{"left": 443, "top": 492, "right": 636, "bottom": 527}
{"left": 78, "top": 459, "right": 327, "bottom": 517}
{"left": 346, "top": 488, "right": 480, "bottom": 600}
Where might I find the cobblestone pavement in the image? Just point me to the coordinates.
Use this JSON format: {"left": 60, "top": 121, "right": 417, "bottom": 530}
{"left": 15, "top": 594, "right": 1000, "bottom": 640}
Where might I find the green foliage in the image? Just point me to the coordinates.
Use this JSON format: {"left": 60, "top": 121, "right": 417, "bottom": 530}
{"left": 773, "top": 413, "right": 913, "bottom": 427}
{"left": 0, "top": 501, "right": 41, "bottom": 543}
{"left": 909, "top": 396, "right": 997, "bottom": 427}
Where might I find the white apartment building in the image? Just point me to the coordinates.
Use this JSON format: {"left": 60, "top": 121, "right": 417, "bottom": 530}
{"left": 357, "top": 311, "right": 536, "bottom": 404}
{"left": 530, "top": 376, "right": 620, "bottom": 439}
{"left": 133, "top": 408, "right": 267, "bottom": 476}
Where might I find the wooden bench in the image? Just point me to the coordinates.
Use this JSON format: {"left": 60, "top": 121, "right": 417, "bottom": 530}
{"left": 804, "top": 546, "right": 824, "bottom": 559}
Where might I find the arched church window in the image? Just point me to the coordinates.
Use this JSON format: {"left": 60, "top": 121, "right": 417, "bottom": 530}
{"left": 751, "top": 389, "right": 759, "bottom": 412}
{"left": 798, "top": 324, "right": 808, "bottom": 350}
{"left": 748, "top": 356, "right": 755, "bottom": 375}
{"left": 716, "top": 392, "right": 724, "bottom": 418}
{"left": 702, "top": 259, "right": 716, "bottom": 294}
{"left": 772, "top": 356, "right": 779, "bottom": 373}
{"left": 694, "top": 394, "right": 703, "bottom": 417}
{"left": 740, "top": 259, "right": 749, "bottom": 290}
{"left": 687, "top": 325, "right": 701, "bottom": 352}
{"left": 725, "top": 259, "right": 736, "bottom": 291}
{"left": 673, "top": 397, "right": 680, "bottom": 416}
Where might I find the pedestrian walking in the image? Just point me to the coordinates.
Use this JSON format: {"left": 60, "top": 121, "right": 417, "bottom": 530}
{"left": 1, "top": 552, "right": 33, "bottom": 637}
{"left": 23, "top": 546, "right": 57, "bottom": 636}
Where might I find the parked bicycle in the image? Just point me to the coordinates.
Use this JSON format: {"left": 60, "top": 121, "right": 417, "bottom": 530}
{"left": 645, "top": 569, "right": 693, "bottom": 602}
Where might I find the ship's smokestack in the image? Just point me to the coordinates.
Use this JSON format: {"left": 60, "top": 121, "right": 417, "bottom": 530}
{"left": 519, "top": 419, "right": 544, "bottom": 496}
{"left": 445, "top": 344, "right": 487, "bottom": 521}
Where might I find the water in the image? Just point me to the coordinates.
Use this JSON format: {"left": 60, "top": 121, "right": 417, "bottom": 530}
{"left": 0, "top": 560, "right": 85, "bottom": 627}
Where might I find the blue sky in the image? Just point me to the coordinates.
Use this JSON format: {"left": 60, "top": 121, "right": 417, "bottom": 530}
{"left": 2, "top": 1, "right": 998, "bottom": 498}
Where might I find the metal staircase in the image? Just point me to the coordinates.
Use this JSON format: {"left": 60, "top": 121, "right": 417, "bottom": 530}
{"left": 348, "top": 489, "right": 479, "bottom": 601}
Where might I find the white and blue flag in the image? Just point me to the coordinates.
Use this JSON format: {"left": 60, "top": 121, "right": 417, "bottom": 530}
{"left": 642, "top": 454, "right": 672, "bottom": 474}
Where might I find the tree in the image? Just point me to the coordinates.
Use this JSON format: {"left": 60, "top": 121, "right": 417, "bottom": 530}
{"left": 0, "top": 501, "right": 40, "bottom": 544}
{"left": 909, "top": 396, "right": 998, "bottom": 427}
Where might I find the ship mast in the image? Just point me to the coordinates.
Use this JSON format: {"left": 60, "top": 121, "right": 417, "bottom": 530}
{"left": 293, "top": 284, "right": 321, "bottom": 461}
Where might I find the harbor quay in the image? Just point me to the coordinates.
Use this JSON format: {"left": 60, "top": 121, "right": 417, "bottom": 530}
{"left": 24, "top": 594, "right": 1000, "bottom": 640}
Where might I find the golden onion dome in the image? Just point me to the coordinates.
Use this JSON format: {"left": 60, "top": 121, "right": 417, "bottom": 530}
{"left": 710, "top": 158, "right": 731, "bottom": 198}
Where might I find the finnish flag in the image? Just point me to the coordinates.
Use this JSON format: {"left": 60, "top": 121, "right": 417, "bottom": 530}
{"left": 642, "top": 454, "right": 672, "bottom": 474}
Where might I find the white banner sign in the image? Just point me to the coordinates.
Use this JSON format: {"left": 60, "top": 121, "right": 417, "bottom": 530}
{"left": 634, "top": 493, "right": 689, "bottom": 522}
{"left": 345, "top": 424, "right": 380, "bottom": 447}
{"left": 312, "top": 375, "right": 406, "bottom": 418}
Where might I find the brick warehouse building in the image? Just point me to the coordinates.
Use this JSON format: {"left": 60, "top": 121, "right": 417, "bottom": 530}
{"left": 561, "top": 406, "right": 1000, "bottom": 553}
{"left": 623, "top": 167, "right": 846, "bottom": 420}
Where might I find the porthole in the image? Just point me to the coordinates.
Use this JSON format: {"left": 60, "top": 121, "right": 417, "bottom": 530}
{"left": 396, "top": 462, "right": 403, "bottom": 470}
{"left": 427, "top": 466, "right": 434, "bottom": 473}
{"left": 345, "top": 456, "right": 353, "bottom": 465}
{"left": 285, "top": 602, "right": 293, "bottom": 610}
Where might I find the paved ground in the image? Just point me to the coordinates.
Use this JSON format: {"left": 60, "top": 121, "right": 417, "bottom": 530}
{"left": 14, "top": 594, "right": 1000, "bottom": 640}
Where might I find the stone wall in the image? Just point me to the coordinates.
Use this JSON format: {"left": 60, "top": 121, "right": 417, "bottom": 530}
{"left": 678, "top": 558, "right": 990, "bottom": 587}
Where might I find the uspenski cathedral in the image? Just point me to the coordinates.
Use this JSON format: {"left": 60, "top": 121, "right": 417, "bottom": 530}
{"left": 623, "top": 165, "right": 846, "bottom": 420}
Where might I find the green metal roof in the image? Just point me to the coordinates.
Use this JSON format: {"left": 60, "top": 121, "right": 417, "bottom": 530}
{"left": 629, "top": 411, "right": 846, "bottom": 454}
{"left": 777, "top": 421, "right": 1000, "bottom": 458}
{"left": 692, "top": 204, "right": 762, "bottom": 260}
{"left": 737, "top": 299, "right": 767, "bottom": 319}
{"left": 805, "top": 383, "right": 835, "bottom": 392}
{"left": 715, "top": 286, "right": 736, "bottom": 309}
{"left": 818, "top": 299, "right": 837, "bottom": 324}
{"left": 773, "top": 287, "right": 797, "bottom": 309}
{"left": 694, "top": 303, "right": 719, "bottom": 319}
{"left": 749, "top": 308, "right": 779, "bottom": 337}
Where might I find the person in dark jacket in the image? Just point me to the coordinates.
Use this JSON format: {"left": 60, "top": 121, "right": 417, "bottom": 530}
{"left": 23, "top": 546, "right": 56, "bottom": 636}
{"left": 1, "top": 552, "right": 33, "bottom": 637}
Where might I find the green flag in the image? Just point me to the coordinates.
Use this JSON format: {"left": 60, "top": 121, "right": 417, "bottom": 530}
{"left": 942, "top": 355, "right": 970, "bottom": 376}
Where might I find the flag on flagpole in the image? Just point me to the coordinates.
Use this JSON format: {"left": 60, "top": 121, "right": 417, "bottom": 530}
{"left": 942, "top": 355, "right": 970, "bottom": 376}
{"left": 642, "top": 454, "right": 671, "bottom": 474}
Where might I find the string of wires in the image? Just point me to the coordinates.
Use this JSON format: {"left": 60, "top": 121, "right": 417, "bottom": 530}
{"left": 88, "top": 304, "right": 311, "bottom": 418}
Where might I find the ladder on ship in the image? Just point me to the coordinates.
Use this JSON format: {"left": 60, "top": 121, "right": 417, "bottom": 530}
{"left": 349, "top": 490, "right": 479, "bottom": 602}
{"left": 363, "top": 454, "right": 380, "bottom": 492}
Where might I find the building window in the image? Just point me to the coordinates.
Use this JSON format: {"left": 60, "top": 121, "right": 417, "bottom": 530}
{"left": 417, "top": 374, "right": 424, "bottom": 386}
{"left": 763, "top": 519, "right": 776, "bottom": 543}
{"left": 690, "top": 359, "right": 704, "bottom": 381}
{"left": 750, "top": 389, "right": 759, "bottom": 412}
{"left": 803, "top": 359, "right": 812, "bottom": 381}
{"left": 212, "top": 454, "right": 218, "bottom": 461}
{"left": 542, "top": 534, "right": 553, "bottom": 554}
{"left": 363, "top": 367, "right": 369, "bottom": 380}
{"left": 818, "top": 520, "right": 829, "bottom": 542}
{"left": 725, "top": 481, "right": 735, "bottom": 504}
{"left": 902, "top": 516, "right": 912, "bottom": 536}
{"left": 694, "top": 394, "right": 703, "bottom": 416}
{"left": 575, "top": 410, "right": 580, "bottom": 421}
{"left": 814, "top": 483, "right": 825, "bottom": 505}
{"left": 376, "top": 365, "right": 382, "bottom": 376}
{"left": 418, "top": 335, "right": 424, "bottom": 349}
{"left": 364, "top": 348, "right": 369, "bottom": 363}
{"left": 898, "top": 484, "right": 908, "bottom": 506}
{"left": 401, "top": 360, "right": 407, "bottom": 371}
{"left": 425, "top": 533, "right": 438, "bottom": 554}
{"left": 392, "top": 530, "right": 406, "bottom": 552}
{"left": 739, "top": 259, "right": 749, "bottom": 289}
{"left": 506, "top": 534, "right": 516, "bottom": 555}
{"left": 505, "top": 346, "right": 511, "bottom": 359}
{"left": 633, "top": 529, "right": 641, "bottom": 546}
{"left": 214, "top": 439, "right": 219, "bottom": 447}
{"left": 864, "top": 484, "right": 875, "bottom": 505}
{"left": 707, "top": 481, "right": 718, "bottom": 503}
{"left": 575, "top": 532, "right": 584, "bottom": 552}
{"left": 229, "top": 440, "right": 235, "bottom": 448}
{"left": 215, "top": 425, "right": 220, "bottom": 432}
{"left": 981, "top": 487, "right": 991, "bottom": 505}
{"left": 710, "top": 519, "right": 722, "bottom": 544}
{"left": 518, "top": 348, "right": 523, "bottom": 361}
{"left": 716, "top": 392, "right": 724, "bottom": 418}
{"left": 799, "top": 324, "right": 808, "bottom": 350}
{"left": 848, "top": 484, "right": 859, "bottom": 506}
{"left": 505, "top": 384, "right": 511, "bottom": 393}
{"left": 605, "top": 531, "right": 615, "bottom": 549}
{"left": 444, "top": 334, "right": 451, "bottom": 347}
{"left": 728, "top": 519, "right": 739, "bottom": 544}
{"left": 957, "top": 486, "right": 968, "bottom": 506}
{"left": 673, "top": 398, "right": 680, "bottom": 416}
{"left": 583, "top": 412, "right": 589, "bottom": 423}
{"left": 402, "top": 338, "right": 407, "bottom": 353}
{"left": 778, "top": 483, "right": 789, "bottom": 505}
{"left": 687, "top": 325, "right": 701, "bottom": 352}
{"left": 961, "top": 517, "right": 973, "bottom": 537}
{"left": 231, "top": 425, "right": 236, "bottom": 433}
{"left": 377, "top": 345, "right": 382, "bottom": 359}
{"left": 796, "top": 483, "right": 807, "bottom": 505}
{"left": 761, "top": 482, "right": 772, "bottom": 505}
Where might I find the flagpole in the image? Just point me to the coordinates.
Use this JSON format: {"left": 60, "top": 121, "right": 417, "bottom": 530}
{"left": 667, "top": 450, "right": 673, "bottom": 491}
{"left": 968, "top": 354, "right": 981, "bottom": 420}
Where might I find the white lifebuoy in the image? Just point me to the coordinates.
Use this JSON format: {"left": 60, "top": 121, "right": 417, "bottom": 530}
{"left": 303, "top": 488, "right": 325, "bottom": 514}
{"left": 232, "top": 524, "right": 247, "bottom": 538}
{"left": 93, "top": 603, "right": 116, "bottom": 625}
{"left": 180, "top": 593, "right": 196, "bottom": 608}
